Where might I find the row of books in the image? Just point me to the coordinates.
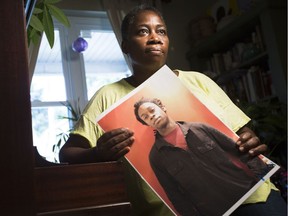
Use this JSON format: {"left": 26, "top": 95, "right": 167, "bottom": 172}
{"left": 217, "top": 66, "right": 274, "bottom": 103}
{"left": 207, "top": 25, "right": 265, "bottom": 75}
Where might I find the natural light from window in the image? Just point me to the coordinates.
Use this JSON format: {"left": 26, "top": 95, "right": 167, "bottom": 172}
{"left": 82, "top": 30, "right": 131, "bottom": 99}
{"left": 30, "top": 13, "right": 130, "bottom": 162}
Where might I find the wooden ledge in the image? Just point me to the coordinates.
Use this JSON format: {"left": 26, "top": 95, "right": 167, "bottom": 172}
{"left": 35, "top": 162, "right": 130, "bottom": 216}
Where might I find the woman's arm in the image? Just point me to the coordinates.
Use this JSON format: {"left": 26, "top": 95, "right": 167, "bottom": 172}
{"left": 59, "top": 128, "right": 134, "bottom": 163}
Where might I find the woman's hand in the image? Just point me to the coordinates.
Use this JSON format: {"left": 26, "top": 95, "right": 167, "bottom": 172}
{"left": 59, "top": 128, "right": 134, "bottom": 163}
{"left": 95, "top": 128, "right": 135, "bottom": 161}
{"left": 236, "top": 126, "right": 268, "bottom": 156}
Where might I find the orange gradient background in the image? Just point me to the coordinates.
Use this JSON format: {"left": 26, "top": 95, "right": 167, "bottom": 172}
{"left": 98, "top": 67, "right": 238, "bottom": 214}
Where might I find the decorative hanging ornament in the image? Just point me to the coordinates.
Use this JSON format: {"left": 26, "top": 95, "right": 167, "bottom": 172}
{"left": 72, "top": 37, "right": 88, "bottom": 53}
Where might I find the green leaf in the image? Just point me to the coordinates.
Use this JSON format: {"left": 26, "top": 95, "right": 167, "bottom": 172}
{"left": 28, "top": 27, "right": 37, "bottom": 39}
{"left": 44, "top": 0, "right": 62, "bottom": 4}
{"left": 47, "top": 4, "right": 70, "bottom": 27}
{"left": 29, "top": 15, "right": 44, "bottom": 32}
{"left": 43, "top": 6, "right": 54, "bottom": 48}
{"left": 28, "top": 28, "right": 41, "bottom": 45}
{"left": 31, "top": 32, "right": 41, "bottom": 45}
{"left": 36, "top": 0, "right": 45, "bottom": 4}
{"left": 33, "top": 7, "right": 43, "bottom": 14}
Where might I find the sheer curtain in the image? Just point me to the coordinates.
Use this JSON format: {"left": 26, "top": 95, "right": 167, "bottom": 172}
{"left": 28, "top": 35, "right": 42, "bottom": 84}
{"left": 101, "top": 0, "right": 162, "bottom": 70}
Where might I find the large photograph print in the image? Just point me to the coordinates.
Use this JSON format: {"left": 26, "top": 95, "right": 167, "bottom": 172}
{"left": 96, "top": 65, "right": 279, "bottom": 216}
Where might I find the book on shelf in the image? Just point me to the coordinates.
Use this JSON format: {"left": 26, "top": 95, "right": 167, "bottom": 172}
{"left": 207, "top": 25, "right": 265, "bottom": 75}
{"left": 217, "top": 66, "right": 273, "bottom": 103}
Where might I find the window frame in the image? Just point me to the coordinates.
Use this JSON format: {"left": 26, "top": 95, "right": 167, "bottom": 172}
{"left": 31, "top": 11, "right": 128, "bottom": 161}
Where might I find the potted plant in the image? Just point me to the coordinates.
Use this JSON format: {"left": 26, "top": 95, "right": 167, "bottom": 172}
{"left": 27, "top": 0, "right": 70, "bottom": 48}
{"left": 239, "top": 98, "right": 287, "bottom": 200}
{"left": 239, "top": 98, "right": 287, "bottom": 165}
{"left": 52, "top": 100, "right": 81, "bottom": 162}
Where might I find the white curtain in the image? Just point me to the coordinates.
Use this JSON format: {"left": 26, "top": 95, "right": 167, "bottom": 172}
{"left": 28, "top": 34, "right": 42, "bottom": 85}
{"left": 101, "top": 0, "right": 162, "bottom": 70}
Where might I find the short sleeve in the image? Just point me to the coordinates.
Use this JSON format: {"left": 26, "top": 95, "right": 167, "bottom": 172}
{"left": 70, "top": 79, "right": 134, "bottom": 147}
{"left": 177, "top": 71, "right": 250, "bottom": 132}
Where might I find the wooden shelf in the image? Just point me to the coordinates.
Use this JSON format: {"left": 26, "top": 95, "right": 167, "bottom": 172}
{"left": 238, "top": 51, "right": 268, "bottom": 69}
{"left": 186, "top": 1, "right": 268, "bottom": 58}
{"left": 185, "top": 0, "right": 287, "bottom": 103}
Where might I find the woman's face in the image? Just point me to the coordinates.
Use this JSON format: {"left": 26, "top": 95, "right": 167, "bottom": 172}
{"left": 122, "top": 10, "right": 169, "bottom": 71}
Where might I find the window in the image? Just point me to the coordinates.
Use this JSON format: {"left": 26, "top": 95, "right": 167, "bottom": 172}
{"left": 82, "top": 30, "right": 130, "bottom": 99}
{"left": 30, "top": 12, "right": 130, "bottom": 162}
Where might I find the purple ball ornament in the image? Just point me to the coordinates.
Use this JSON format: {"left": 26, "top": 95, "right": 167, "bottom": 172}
{"left": 72, "top": 37, "right": 88, "bottom": 53}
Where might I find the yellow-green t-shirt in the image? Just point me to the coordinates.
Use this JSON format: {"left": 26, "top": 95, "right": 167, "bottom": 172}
{"left": 71, "top": 70, "right": 275, "bottom": 215}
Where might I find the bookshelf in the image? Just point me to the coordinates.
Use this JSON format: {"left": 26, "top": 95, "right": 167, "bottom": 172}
{"left": 186, "top": 0, "right": 286, "bottom": 104}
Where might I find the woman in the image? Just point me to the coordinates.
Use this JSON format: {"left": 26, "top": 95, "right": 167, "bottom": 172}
{"left": 59, "top": 5, "right": 285, "bottom": 216}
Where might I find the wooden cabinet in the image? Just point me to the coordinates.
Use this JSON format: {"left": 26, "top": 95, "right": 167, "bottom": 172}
{"left": 1, "top": 1, "right": 35, "bottom": 215}
{"left": 1, "top": 2, "right": 130, "bottom": 216}
{"left": 186, "top": 0, "right": 286, "bottom": 104}
{"left": 35, "top": 162, "right": 131, "bottom": 216}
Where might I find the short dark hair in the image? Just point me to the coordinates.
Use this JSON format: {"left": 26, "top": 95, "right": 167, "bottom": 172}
{"left": 134, "top": 97, "right": 163, "bottom": 125}
{"left": 121, "top": 4, "right": 166, "bottom": 41}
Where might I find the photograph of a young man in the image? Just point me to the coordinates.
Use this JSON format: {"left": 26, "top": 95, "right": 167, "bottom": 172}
{"left": 134, "top": 97, "right": 271, "bottom": 216}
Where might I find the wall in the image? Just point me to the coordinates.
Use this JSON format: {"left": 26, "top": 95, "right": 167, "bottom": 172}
{"left": 162, "top": 0, "right": 213, "bottom": 70}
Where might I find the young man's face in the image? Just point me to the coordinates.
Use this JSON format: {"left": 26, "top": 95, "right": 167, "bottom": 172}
{"left": 122, "top": 10, "right": 169, "bottom": 70}
{"left": 138, "top": 102, "right": 169, "bottom": 130}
